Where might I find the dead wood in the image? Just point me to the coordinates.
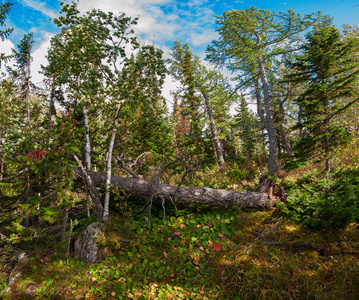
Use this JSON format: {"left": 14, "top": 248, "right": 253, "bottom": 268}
{"left": 75, "top": 169, "right": 273, "bottom": 210}
{"left": 257, "top": 175, "right": 287, "bottom": 206}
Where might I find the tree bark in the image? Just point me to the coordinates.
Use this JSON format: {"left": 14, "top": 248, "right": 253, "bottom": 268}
{"left": 257, "top": 56, "right": 279, "bottom": 176}
{"left": 200, "top": 89, "right": 226, "bottom": 173}
{"left": 253, "top": 30, "right": 279, "bottom": 176}
{"left": 279, "top": 100, "right": 294, "bottom": 157}
{"left": 83, "top": 106, "right": 92, "bottom": 170}
{"left": 103, "top": 103, "right": 121, "bottom": 222}
{"left": 76, "top": 170, "right": 273, "bottom": 210}
{"left": 73, "top": 154, "right": 103, "bottom": 220}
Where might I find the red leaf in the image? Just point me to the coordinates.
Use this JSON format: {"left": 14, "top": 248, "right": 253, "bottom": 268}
{"left": 174, "top": 232, "right": 181, "bottom": 236}
{"left": 213, "top": 243, "right": 222, "bottom": 251}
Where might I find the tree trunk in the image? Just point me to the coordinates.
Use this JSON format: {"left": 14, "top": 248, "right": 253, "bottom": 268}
{"left": 254, "top": 78, "right": 267, "bottom": 128}
{"left": 73, "top": 154, "right": 103, "bottom": 220}
{"left": 200, "top": 89, "right": 226, "bottom": 173}
{"left": 83, "top": 106, "right": 92, "bottom": 170}
{"left": 279, "top": 101, "right": 294, "bottom": 157}
{"left": 0, "top": 130, "right": 3, "bottom": 180}
{"left": 76, "top": 170, "right": 273, "bottom": 210}
{"left": 61, "top": 207, "right": 68, "bottom": 242}
{"left": 257, "top": 57, "right": 279, "bottom": 176}
{"left": 103, "top": 103, "right": 121, "bottom": 222}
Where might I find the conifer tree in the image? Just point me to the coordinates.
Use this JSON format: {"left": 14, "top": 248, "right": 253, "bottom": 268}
{"left": 235, "top": 94, "right": 257, "bottom": 160}
{"left": 206, "top": 6, "right": 324, "bottom": 175}
{"left": 8, "top": 33, "right": 34, "bottom": 124}
{"left": 170, "top": 42, "right": 235, "bottom": 172}
{"left": 0, "top": 2, "right": 13, "bottom": 66}
{"left": 286, "top": 25, "right": 359, "bottom": 171}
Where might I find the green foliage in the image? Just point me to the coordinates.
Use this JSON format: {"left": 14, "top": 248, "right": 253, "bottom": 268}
{"left": 280, "top": 168, "right": 359, "bottom": 229}
{"left": 0, "top": 2, "right": 13, "bottom": 66}
{"left": 285, "top": 25, "right": 359, "bottom": 169}
{"left": 169, "top": 41, "right": 235, "bottom": 170}
{"left": 4, "top": 207, "right": 359, "bottom": 299}
{"left": 233, "top": 94, "right": 265, "bottom": 162}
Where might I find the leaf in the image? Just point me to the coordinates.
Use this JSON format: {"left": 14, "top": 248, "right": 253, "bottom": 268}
{"left": 213, "top": 243, "right": 222, "bottom": 251}
{"left": 174, "top": 232, "right": 181, "bottom": 236}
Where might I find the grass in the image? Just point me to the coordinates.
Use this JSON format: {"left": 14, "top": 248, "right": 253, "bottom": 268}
{"left": 2, "top": 203, "right": 359, "bottom": 300}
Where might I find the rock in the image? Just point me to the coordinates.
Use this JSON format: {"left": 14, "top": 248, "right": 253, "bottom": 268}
{"left": 74, "top": 222, "right": 105, "bottom": 264}
{"left": 6, "top": 252, "right": 30, "bottom": 294}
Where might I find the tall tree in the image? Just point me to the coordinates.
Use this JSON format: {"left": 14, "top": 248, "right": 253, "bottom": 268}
{"left": 8, "top": 33, "right": 34, "bottom": 124}
{"left": 170, "top": 42, "right": 235, "bottom": 173}
{"left": 285, "top": 25, "right": 359, "bottom": 172}
{"left": 206, "top": 6, "right": 323, "bottom": 175}
{"left": 45, "top": 2, "right": 139, "bottom": 221}
{"left": 118, "top": 46, "right": 171, "bottom": 169}
{"left": 45, "top": 2, "right": 169, "bottom": 222}
{"left": 0, "top": 2, "right": 13, "bottom": 66}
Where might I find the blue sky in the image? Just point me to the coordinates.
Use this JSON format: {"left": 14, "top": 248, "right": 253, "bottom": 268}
{"left": 4, "top": 0, "right": 359, "bottom": 54}
{"left": 2, "top": 0, "right": 359, "bottom": 92}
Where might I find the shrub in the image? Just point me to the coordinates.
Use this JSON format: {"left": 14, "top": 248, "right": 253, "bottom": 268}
{"left": 280, "top": 168, "right": 359, "bottom": 229}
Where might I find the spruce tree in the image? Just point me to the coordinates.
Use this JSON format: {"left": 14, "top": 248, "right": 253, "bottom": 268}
{"left": 286, "top": 25, "right": 359, "bottom": 171}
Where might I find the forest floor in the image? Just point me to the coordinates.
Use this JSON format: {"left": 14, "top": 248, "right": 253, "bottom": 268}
{"left": 1, "top": 202, "right": 359, "bottom": 300}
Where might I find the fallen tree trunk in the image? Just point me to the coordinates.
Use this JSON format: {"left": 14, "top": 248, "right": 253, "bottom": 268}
{"left": 76, "top": 170, "right": 273, "bottom": 210}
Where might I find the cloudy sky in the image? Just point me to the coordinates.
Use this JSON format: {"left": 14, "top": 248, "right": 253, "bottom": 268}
{"left": 2, "top": 0, "right": 359, "bottom": 99}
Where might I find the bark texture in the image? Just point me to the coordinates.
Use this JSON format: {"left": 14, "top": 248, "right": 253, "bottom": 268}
{"left": 198, "top": 87, "right": 226, "bottom": 173}
{"left": 77, "top": 170, "right": 272, "bottom": 210}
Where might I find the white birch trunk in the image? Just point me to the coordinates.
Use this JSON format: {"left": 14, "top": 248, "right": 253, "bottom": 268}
{"left": 83, "top": 106, "right": 92, "bottom": 170}
{"left": 103, "top": 103, "right": 121, "bottom": 222}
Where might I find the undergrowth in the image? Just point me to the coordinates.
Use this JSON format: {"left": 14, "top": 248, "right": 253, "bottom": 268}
{"left": 280, "top": 168, "right": 359, "bottom": 229}
{"left": 2, "top": 203, "right": 359, "bottom": 299}
{"left": 2, "top": 165, "right": 359, "bottom": 299}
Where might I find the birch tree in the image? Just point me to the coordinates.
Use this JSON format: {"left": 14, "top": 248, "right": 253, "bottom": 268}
{"left": 45, "top": 2, "right": 139, "bottom": 221}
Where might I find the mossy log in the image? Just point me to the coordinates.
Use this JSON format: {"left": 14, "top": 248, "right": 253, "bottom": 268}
{"left": 77, "top": 170, "right": 273, "bottom": 210}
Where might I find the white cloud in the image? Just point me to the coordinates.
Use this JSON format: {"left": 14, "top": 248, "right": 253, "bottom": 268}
{"left": 31, "top": 32, "right": 53, "bottom": 86}
{"left": 0, "top": 39, "right": 15, "bottom": 75}
{"left": 17, "top": 0, "right": 58, "bottom": 19}
{"left": 76, "top": 0, "right": 217, "bottom": 49}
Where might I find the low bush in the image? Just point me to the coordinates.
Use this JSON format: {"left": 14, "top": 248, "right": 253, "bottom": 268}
{"left": 280, "top": 168, "right": 359, "bottom": 229}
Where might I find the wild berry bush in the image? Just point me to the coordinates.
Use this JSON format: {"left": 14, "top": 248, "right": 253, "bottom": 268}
{"left": 280, "top": 168, "right": 359, "bottom": 229}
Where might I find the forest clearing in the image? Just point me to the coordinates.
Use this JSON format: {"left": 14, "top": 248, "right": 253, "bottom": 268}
{"left": 1, "top": 1, "right": 359, "bottom": 299}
